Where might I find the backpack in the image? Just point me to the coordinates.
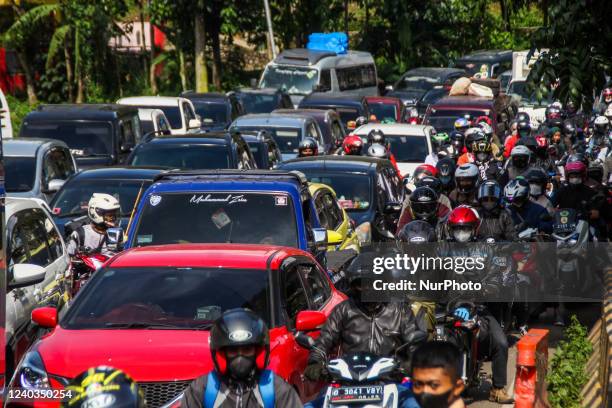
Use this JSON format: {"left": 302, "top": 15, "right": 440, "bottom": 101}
{"left": 203, "top": 370, "right": 275, "bottom": 408}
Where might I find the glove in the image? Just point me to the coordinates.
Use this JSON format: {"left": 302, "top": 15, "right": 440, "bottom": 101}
{"left": 454, "top": 307, "right": 470, "bottom": 321}
{"left": 304, "top": 362, "right": 326, "bottom": 382}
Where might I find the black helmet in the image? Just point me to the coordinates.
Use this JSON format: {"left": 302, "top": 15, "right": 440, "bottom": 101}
{"left": 562, "top": 119, "right": 576, "bottom": 136}
{"left": 63, "top": 366, "right": 144, "bottom": 408}
{"left": 409, "top": 186, "right": 439, "bottom": 221}
{"left": 503, "top": 177, "right": 530, "bottom": 207}
{"left": 516, "top": 112, "right": 531, "bottom": 123}
{"left": 415, "top": 175, "right": 443, "bottom": 195}
{"left": 437, "top": 144, "right": 459, "bottom": 160}
{"left": 517, "top": 120, "right": 531, "bottom": 138}
{"left": 367, "top": 129, "right": 386, "bottom": 146}
{"left": 524, "top": 167, "right": 549, "bottom": 197}
{"left": 397, "top": 220, "right": 436, "bottom": 243}
{"left": 436, "top": 158, "right": 456, "bottom": 189}
{"left": 477, "top": 180, "right": 502, "bottom": 211}
{"left": 210, "top": 308, "right": 270, "bottom": 380}
{"left": 298, "top": 137, "right": 318, "bottom": 157}
{"left": 464, "top": 128, "right": 486, "bottom": 152}
{"left": 587, "top": 160, "right": 604, "bottom": 183}
{"left": 545, "top": 105, "right": 563, "bottom": 127}
{"left": 565, "top": 100, "right": 577, "bottom": 115}
{"left": 366, "top": 143, "right": 389, "bottom": 159}
{"left": 450, "top": 131, "right": 465, "bottom": 153}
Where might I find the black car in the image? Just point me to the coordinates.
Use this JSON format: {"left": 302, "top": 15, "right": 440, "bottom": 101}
{"left": 180, "top": 91, "right": 245, "bottom": 129}
{"left": 126, "top": 132, "right": 257, "bottom": 170}
{"left": 273, "top": 108, "right": 346, "bottom": 153}
{"left": 277, "top": 155, "right": 405, "bottom": 243}
{"left": 453, "top": 50, "right": 513, "bottom": 79}
{"left": 49, "top": 166, "right": 167, "bottom": 236}
{"left": 298, "top": 93, "right": 370, "bottom": 130}
{"left": 386, "top": 67, "right": 467, "bottom": 106}
{"left": 20, "top": 104, "right": 142, "bottom": 169}
{"left": 230, "top": 88, "right": 294, "bottom": 114}
{"left": 239, "top": 130, "right": 283, "bottom": 169}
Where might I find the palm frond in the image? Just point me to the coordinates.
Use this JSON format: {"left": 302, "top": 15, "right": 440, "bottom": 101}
{"left": 3, "top": 4, "right": 60, "bottom": 47}
{"left": 46, "top": 25, "right": 71, "bottom": 70}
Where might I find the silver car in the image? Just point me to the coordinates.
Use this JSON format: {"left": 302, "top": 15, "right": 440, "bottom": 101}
{"left": 4, "top": 138, "right": 77, "bottom": 203}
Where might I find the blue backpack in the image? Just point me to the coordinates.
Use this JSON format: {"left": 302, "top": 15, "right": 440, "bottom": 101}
{"left": 203, "top": 370, "right": 275, "bottom": 408}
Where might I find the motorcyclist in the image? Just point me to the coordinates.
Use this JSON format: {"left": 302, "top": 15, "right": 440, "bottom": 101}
{"left": 472, "top": 138, "right": 507, "bottom": 185}
{"left": 298, "top": 137, "right": 318, "bottom": 158}
{"left": 475, "top": 180, "right": 517, "bottom": 241}
{"left": 524, "top": 167, "right": 554, "bottom": 215}
{"left": 304, "top": 266, "right": 426, "bottom": 381}
{"left": 66, "top": 193, "right": 121, "bottom": 258}
{"left": 436, "top": 157, "right": 457, "bottom": 195}
{"left": 441, "top": 206, "right": 514, "bottom": 404}
{"left": 587, "top": 116, "right": 610, "bottom": 159}
{"left": 506, "top": 145, "right": 532, "bottom": 180}
{"left": 530, "top": 134, "right": 556, "bottom": 173}
{"left": 416, "top": 175, "right": 453, "bottom": 213}
{"left": 566, "top": 153, "right": 605, "bottom": 193}
{"left": 425, "top": 132, "right": 451, "bottom": 166}
{"left": 182, "top": 308, "right": 302, "bottom": 408}
{"left": 63, "top": 366, "right": 145, "bottom": 408}
{"left": 542, "top": 104, "right": 563, "bottom": 131}
{"left": 366, "top": 129, "right": 402, "bottom": 176}
{"left": 341, "top": 134, "right": 364, "bottom": 155}
{"left": 397, "top": 186, "right": 449, "bottom": 232}
{"left": 448, "top": 163, "right": 479, "bottom": 207}
{"left": 503, "top": 177, "right": 552, "bottom": 234}
{"left": 406, "top": 164, "right": 438, "bottom": 192}
{"left": 458, "top": 127, "right": 491, "bottom": 165}
{"left": 503, "top": 120, "right": 520, "bottom": 159}
{"left": 450, "top": 131, "right": 465, "bottom": 157}
{"left": 515, "top": 120, "right": 533, "bottom": 145}
{"left": 454, "top": 118, "right": 470, "bottom": 136}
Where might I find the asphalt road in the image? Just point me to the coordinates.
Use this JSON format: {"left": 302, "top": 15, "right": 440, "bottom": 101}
{"left": 466, "top": 303, "right": 601, "bottom": 407}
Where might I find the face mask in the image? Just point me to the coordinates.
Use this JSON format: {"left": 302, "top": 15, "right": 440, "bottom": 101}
{"left": 529, "top": 184, "right": 543, "bottom": 196}
{"left": 414, "top": 390, "right": 454, "bottom": 408}
{"left": 476, "top": 152, "right": 489, "bottom": 162}
{"left": 453, "top": 229, "right": 472, "bottom": 243}
{"left": 482, "top": 201, "right": 497, "bottom": 211}
{"left": 228, "top": 355, "right": 256, "bottom": 381}
{"left": 568, "top": 176, "right": 582, "bottom": 185}
{"left": 513, "top": 157, "right": 527, "bottom": 169}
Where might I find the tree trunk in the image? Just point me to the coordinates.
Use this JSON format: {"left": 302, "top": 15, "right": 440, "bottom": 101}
{"left": 16, "top": 51, "right": 37, "bottom": 105}
{"left": 64, "top": 43, "right": 74, "bottom": 102}
{"left": 178, "top": 49, "right": 188, "bottom": 91}
{"left": 140, "top": 6, "right": 149, "bottom": 83}
{"left": 194, "top": 10, "right": 208, "bottom": 92}
{"left": 210, "top": 11, "right": 222, "bottom": 90}
{"left": 148, "top": 11, "right": 158, "bottom": 94}
{"left": 499, "top": 0, "right": 510, "bottom": 31}
{"left": 76, "top": 75, "right": 84, "bottom": 103}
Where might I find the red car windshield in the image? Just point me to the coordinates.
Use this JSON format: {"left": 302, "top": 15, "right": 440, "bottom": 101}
{"left": 63, "top": 267, "right": 271, "bottom": 329}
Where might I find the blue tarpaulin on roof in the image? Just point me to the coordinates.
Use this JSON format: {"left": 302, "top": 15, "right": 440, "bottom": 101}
{"left": 306, "top": 32, "right": 348, "bottom": 54}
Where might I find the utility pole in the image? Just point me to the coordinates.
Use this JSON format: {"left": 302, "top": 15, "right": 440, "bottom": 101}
{"left": 263, "top": 0, "right": 277, "bottom": 58}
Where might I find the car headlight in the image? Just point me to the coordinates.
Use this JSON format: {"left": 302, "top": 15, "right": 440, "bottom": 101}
{"left": 355, "top": 222, "right": 371, "bottom": 246}
{"left": 13, "top": 351, "right": 50, "bottom": 389}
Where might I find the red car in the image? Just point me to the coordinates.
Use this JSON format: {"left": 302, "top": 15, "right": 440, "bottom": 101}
{"left": 9, "top": 244, "right": 346, "bottom": 407}
{"left": 364, "top": 96, "right": 405, "bottom": 123}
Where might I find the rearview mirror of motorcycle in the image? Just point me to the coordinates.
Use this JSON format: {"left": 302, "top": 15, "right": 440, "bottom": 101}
{"left": 106, "top": 227, "right": 124, "bottom": 252}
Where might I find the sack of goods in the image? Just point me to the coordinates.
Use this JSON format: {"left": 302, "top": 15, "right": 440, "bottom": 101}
{"left": 307, "top": 32, "right": 349, "bottom": 54}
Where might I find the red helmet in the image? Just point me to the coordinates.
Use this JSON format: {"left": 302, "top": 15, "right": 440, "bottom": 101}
{"left": 447, "top": 206, "right": 480, "bottom": 242}
{"left": 343, "top": 135, "right": 364, "bottom": 155}
{"left": 475, "top": 115, "right": 492, "bottom": 126}
{"left": 564, "top": 161, "right": 587, "bottom": 179}
{"left": 604, "top": 88, "right": 612, "bottom": 102}
{"left": 413, "top": 164, "right": 438, "bottom": 180}
{"left": 535, "top": 134, "right": 549, "bottom": 149}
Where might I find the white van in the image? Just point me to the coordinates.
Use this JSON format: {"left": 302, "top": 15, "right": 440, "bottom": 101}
{"left": 259, "top": 48, "right": 378, "bottom": 107}
{"left": 117, "top": 96, "right": 201, "bottom": 135}
{"left": 0, "top": 88, "right": 13, "bottom": 139}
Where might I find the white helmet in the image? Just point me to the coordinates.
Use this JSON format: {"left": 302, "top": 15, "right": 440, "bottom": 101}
{"left": 605, "top": 104, "right": 612, "bottom": 120}
{"left": 88, "top": 193, "right": 120, "bottom": 227}
{"left": 594, "top": 115, "right": 610, "bottom": 134}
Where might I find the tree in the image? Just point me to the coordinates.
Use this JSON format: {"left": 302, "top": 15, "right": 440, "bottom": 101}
{"left": 526, "top": 0, "right": 612, "bottom": 112}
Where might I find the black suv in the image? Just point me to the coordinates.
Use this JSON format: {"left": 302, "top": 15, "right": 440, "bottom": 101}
{"left": 180, "top": 91, "right": 245, "bottom": 130}
{"left": 229, "top": 88, "right": 294, "bottom": 114}
{"left": 20, "top": 104, "right": 142, "bottom": 169}
{"left": 126, "top": 131, "right": 257, "bottom": 170}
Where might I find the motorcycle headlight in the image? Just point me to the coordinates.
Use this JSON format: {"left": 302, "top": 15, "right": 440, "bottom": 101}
{"left": 13, "top": 351, "right": 50, "bottom": 389}
{"left": 355, "top": 222, "right": 371, "bottom": 246}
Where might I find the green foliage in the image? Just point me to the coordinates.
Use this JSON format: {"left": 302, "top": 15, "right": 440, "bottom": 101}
{"left": 547, "top": 315, "right": 593, "bottom": 408}
{"left": 5, "top": 94, "right": 38, "bottom": 133}
{"left": 526, "top": 0, "right": 612, "bottom": 112}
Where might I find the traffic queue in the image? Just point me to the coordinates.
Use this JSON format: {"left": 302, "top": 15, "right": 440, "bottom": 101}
{"left": 2, "top": 35, "right": 612, "bottom": 408}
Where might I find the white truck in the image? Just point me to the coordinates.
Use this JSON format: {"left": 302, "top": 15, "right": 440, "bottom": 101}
{"left": 0, "top": 88, "right": 14, "bottom": 139}
{"left": 508, "top": 49, "right": 551, "bottom": 125}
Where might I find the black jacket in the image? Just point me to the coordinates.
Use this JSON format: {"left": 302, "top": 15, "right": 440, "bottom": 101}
{"left": 308, "top": 300, "right": 421, "bottom": 364}
{"left": 181, "top": 371, "right": 303, "bottom": 408}
{"left": 476, "top": 207, "right": 517, "bottom": 242}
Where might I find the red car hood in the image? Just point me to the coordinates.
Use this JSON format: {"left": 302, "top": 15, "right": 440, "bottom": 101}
{"left": 36, "top": 327, "right": 213, "bottom": 382}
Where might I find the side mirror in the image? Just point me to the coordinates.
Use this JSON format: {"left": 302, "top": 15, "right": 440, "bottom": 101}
{"left": 43, "top": 179, "right": 65, "bottom": 194}
{"left": 32, "top": 307, "right": 58, "bottom": 328}
{"left": 385, "top": 85, "right": 394, "bottom": 92}
{"left": 106, "top": 227, "right": 124, "bottom": 252}
{"left": 327, "top": 230, "right": 343, "bottom": 245}
{"left": 9, "top": 263, "right": 47, "bottom": 289}
{"left": 383, "top": 202, "right": 402, "bottom": 214}
{"left": 312, "top": 228, "right": 328, "bottom": 251}
{"left": 188, "top": 118, "right": 202, "bottom": 129}
{"left": 295, "top": 310, "right": 327, "bottom": 332}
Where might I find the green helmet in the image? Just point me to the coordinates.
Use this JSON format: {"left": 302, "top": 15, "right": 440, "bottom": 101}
{"left": 431, "top": 132, "right": 450, "bottom": 148}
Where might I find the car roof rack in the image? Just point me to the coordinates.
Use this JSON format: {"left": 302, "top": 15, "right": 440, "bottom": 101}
{"left": 153, "top": 169, "right": 309, "bottom": 185}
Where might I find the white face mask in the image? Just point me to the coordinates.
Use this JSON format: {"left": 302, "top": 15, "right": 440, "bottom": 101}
{"left": 529, "top": 184, "right": 543, "bottom": 196}
{"left": 453, "top": 229, "right": 473, "bottom": 243}
{"left": 568, "top": 176, "right": 582, "bottom": 185}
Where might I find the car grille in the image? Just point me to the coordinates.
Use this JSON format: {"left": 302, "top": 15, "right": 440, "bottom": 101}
{"left": 138, "top": 380, "right": 192, "bottom": 408}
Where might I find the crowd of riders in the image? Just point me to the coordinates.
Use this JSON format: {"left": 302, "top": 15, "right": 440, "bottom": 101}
{"left": 63, "top": 92, "right": 612, "bottom": 408}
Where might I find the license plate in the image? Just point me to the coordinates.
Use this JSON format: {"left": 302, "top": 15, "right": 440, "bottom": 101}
{"left": 330, "top": 385, "right": 383, "bottom": 404}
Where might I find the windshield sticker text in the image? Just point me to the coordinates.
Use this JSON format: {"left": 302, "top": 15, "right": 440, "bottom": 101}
{"left": 190, "top": 194, "right": 248, "bottom": 205}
